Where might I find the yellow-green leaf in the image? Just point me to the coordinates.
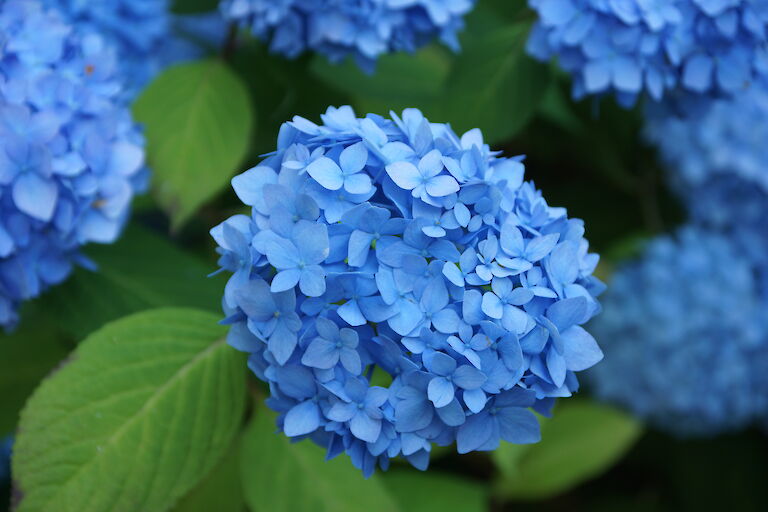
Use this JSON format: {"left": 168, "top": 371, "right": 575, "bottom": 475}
{"left": 13, "top": 308, "right": 247, "bottom": 512}
{"left": 241, "top": 406, "right": 400, "bottom": 512}
{"left": 134, "top": 59, "right": 254, "bottom": 228}
{"left": 493, "top": 400, "right": 642, "bottom": 500}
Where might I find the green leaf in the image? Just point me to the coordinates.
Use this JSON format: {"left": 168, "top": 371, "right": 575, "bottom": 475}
{"left": 241, "top": 406, "right": 400, "bottom": 512}
{"left": 382, "top": 470, "right": 487, "bottom": 512}
{"left": 228, "top": 43, "right": 349, "bottom": 158}
{"left": 39, "top": 224, "right": 225, "bottom": 340}
{"left": 172, "top": 436, "right": 245, "bottom": 512}
{"left": 311, "top": 46, "right": 451, "bottom": 116}
{"left": 172, "top": 0, "right": 219, "bottom": 14}
{"left": 537, "top": 79, "right": 586, "bottom": 135}
{"left": 493, "top": 400, "right": 643, "bottom": 500}
{"left": 13, "top": 308, "right": 247, "bottom": 512}
{"left": 437, "top": 22, "right": 550, "bottom": 143}
{"left": 134, "top": 59, "right": 254, "bottom": 228}
{"left": 0, "top": 312, "right": 69, "bottom": 435}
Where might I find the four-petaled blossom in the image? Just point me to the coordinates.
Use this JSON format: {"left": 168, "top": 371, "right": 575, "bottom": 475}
{"left": 302, "top": 317, "right": 362, "bottom": 374}
{"left": 307, "top": 143, "right": 374, "bottom": 195}
{"left": 387, "top": 150, "right": 460, "bottom": 206}
{"left": 424, "top": 351, "right": 486, "bottom": 408}
{"left": 256, "top": 221, "right": 329, "bottom": 296}
{"left": 328, "top": 378, "right": 389, "bottom": 443}
{"left": 457, "top": 387, "right": 541, "bottom": 453}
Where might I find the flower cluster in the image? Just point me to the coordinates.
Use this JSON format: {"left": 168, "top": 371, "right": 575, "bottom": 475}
{"left": 527, "top": 0, "right": 768, "bottom": 104}
{"left": 212, "top": 105, "right": 605, "bottom": 475}
{"left": 645, "top": 84, "right": 768, "bottom": 192}
{"left": 220, "top": 0, "right": 477, "bottom": 71}
{"left": 645, "top": 84, "right": 768, "bottom": 271}
{"left": 0, "top": 0, "right": 147, "bottom": 329}
{"left": 42, "top": 0, "right": 216, "bottom": 95}
{"left": 589, "top": 227, "right": 768, "bottom": 436}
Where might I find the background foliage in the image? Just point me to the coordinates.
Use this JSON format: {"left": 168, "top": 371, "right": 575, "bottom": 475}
{"left": 2, "top": 0, "right": 766, "bottom": 510}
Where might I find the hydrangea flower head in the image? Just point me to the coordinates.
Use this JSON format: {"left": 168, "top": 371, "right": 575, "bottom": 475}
{"left": 527, "top": 0, "right": 768, "bottom": 104}
{"left": 645, "top": 84, "right": 768, "bottom": 191}
{"left": 221, "top": 0, "right": 477, "bottom": 70}
{"left": 212, "top": 105, "right": 605, "bottom": 475}
{"left": 645, "top": 83, "right": 768, "bottom": 269}
{"left": 42, "top": 0, "right": 213, "bottom": 95}
{"left": 589, "top": 227, "right": 768, "bottom": 436}
{"left": 0, "top": 0, "right": 146, "bottom": 329}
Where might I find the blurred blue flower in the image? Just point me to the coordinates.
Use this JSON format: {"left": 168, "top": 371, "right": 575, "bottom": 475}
{"left": 645, "top": 82, "right": 768, "bottom": 270}
{"left": 213, "top": 105, "right": 604, "bottom": 476}
{"left": 645, "top": 84, "right": 768, "bottom": 192}
{"left": 0, "top": 0, "right": 147, "bottom": 330}
{"left": 589, "top": 227, "right": 768, "bottom": 436}
{"left": 682, "top": 177, "right": 768, "bottom": 274}
{"left": 528, "top": 0, "right": 768, "bottom": 104}
{"left": 43, "top": 0, "right": 224, "bottom": 95}
{"left": 220, "top": 0, "right": 477, "bottom": 71}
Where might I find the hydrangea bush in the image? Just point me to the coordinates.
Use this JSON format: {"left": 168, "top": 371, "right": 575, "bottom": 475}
{"left": 212, "top": 105, "right": 605, "bottom": 475}
{"left": 0, "top": 0, "right": 146, "bottom": 329}
{"left": 221, "top": 0, "right": 477, "bottom": 70}
{"left": 589, "top": 227, "right": 768, "bottom": 436}
{"left": 527, "top": 0, "right": 768, "bottom": 104}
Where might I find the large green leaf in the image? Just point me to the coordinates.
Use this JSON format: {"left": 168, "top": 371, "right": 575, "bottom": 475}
{"left": 134, "top": 59, "right": 254, "bottom": 228}
{"left": 311, "top": 46, "right": 451, "bottom": 117}
{"left": 382, "top": 470, "right": 487, "bottom": 512}
{"left": 493, "top": 400, "right": 642, "bottom": 500}
{"left": 12, "top": 308, "right": 247, "bottom": 512}
{"left": 172, "top": 436, "right": 245, "bottom": 512}
{"left": 0, "top": 311, "right": 69, "bottom": 435}
{"left": 437, "top": 22, "right": 550, "bottom": 143}
{"left": 241, "top": 407, "right": 400, "bottom": 512}
{"left": 307, "top": 1, "right": 546, "bottom": 143}
{"left": 228, "top": 42, "right": 349, "bottom": 158}
{"left": 40, "top": 224, "right": 225, "bottom": 340}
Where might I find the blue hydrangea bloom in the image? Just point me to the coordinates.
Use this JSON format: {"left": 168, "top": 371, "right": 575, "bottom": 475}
{"left": 212, "top": 105, "right": 605, "bottom": 475}
{"left": 42, "top": 0, "right": 220, "bottom": 95}
{"left": 0, "top": 0, "right": 147, "bottom": 329}
{"left": 645, "top": 84, "right": 768, "bottom": 192}
{"left": 527, "top": 0, "right": 768, "bottom": 104}
{"left": 221, "top": 0, "right": 477, "bottom": 70}
{"left": 589, "top": 227, "right": 768, "bottom": 436}
{"left": 645, "top": 84, "right": 768, "bottom": 270}
{"left": 0, "top": 436, "right": 11, "bottom": 482}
